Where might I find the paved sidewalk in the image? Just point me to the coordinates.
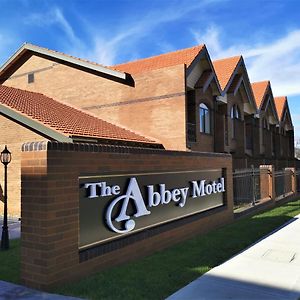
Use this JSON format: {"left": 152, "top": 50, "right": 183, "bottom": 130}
{"left": 0, "top": 280, "right": 83, "bottom": 299}
{"left": 167, "top": 214, "right": 300, "bottom": 300}
{"left": 0, "top": 218, "right": 21, "bottom": 240}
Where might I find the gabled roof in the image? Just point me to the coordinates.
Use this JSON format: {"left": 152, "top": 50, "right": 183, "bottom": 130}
{"left": 111, "top": 45, "right": 205, "bottom": 74}
{"left": 0, "top": 43, "right": 127, "bottom": 83}
{"left": 212, "top": 56, "right": 242, "bottom": 91}
{"left": 251, "top": 80, "right": 279, "bottom": 123}
{"left": 251, "top": 81, "right": 270, "bottom": 109}
{"left": 0, "top": 85, "right": 161, "bottom": 147}
{"left": 274, "top": 96, "right": 287, "bottom": 120}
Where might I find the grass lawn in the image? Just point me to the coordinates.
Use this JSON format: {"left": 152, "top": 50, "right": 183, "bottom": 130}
{"left": 0, "top": 200, "right": 299, "bottom": 299}
{"left": 54, "top": 199, "right": 300, "bottom": 300}
{"left": 0, "top": 239, "right": 20, "bottom": 283}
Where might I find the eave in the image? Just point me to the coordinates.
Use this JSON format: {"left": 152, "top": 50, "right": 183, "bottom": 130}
{"left": 0, "top": 43, "right": 130, "bottom": 85}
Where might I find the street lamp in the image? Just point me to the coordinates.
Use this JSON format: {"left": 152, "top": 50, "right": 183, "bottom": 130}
{"left": 1, "top": 145, "right": 11, "bottom": 250}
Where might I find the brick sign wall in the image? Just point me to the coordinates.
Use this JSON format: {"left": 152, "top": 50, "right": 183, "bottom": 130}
{"left": 21, "top": 141, "right": 233, "bottom": 289}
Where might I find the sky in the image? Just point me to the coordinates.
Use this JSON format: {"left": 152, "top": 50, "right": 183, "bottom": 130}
{"left": 1, "top": 0, "right": 300, "bottom": 139}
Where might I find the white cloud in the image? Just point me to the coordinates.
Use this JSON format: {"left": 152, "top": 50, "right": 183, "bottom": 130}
{"left": 79, "top": 0, "right": 226, "bottom": 65}
{"left": 192, "top": 26, "right": 300, "bottom": 97}
{"left": 23, "top": 1, "right": 225, "bottom": 66}
{"left": 191, "top": 25, "right": 223, "bottom": 58}
{"left": 25, "top": 7, "right": 84, "bottom": 51}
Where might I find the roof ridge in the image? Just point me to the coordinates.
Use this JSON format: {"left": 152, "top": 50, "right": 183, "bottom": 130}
{"left": 25, "top": 43, "right": 110, "bottom": 69}
{"left": 212, "top": 55, "right": 242, "bottom": 63}
{"left": 274, "top": 96, "right": 287, "bottom": 99}
{"left": 251, "top": 80, "right": 270, "bottom": 85}
{"left": 0, "top": 43, "right": 126, "bottom": 82}
{"left": 112, "top": 44, "right": 205, "bottom": 67}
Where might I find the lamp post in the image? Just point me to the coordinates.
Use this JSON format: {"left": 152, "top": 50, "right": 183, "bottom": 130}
{"left": 1, "top": 146, "right": 11, "bottom": 250}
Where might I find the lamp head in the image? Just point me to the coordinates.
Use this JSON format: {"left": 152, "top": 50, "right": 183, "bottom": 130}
{"left": 1, "top": 146, "right": 11, "bottom": 165}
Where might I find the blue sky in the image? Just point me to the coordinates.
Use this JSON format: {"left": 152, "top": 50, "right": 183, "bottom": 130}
{"left": 1, "top": 0, "right": 300, "bottom": 139}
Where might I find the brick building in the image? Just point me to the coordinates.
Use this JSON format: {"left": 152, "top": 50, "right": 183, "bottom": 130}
{"left": 212, "top": 56, "right": 258, "bottom": 169}
{"left": 0, "top": 85, "right": 162, "bottom": 216}
{"left": 0, "top": 43, "right": 296, "bottom": 217}
{"left": 249, "top": 81, "right": 294, "bottom": 169}
{"left": 0, "top": 43, "right": 294, "bottom": 166}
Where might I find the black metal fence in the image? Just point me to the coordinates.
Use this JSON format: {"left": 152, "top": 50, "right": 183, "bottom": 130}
{"left": 233, "top": 166, "right": 297, "bottom": 211}
{"left": 274, "top": 169, "right": 293, "bottom": 198}
{"left": 233, "top": 167, "right": 261, "bottom": 208}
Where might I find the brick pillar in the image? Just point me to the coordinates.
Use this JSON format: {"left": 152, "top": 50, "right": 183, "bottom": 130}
{"left": 259, "top": 165, "right": 275, "bottom": 200}
{"left": 21, "top": 145, "right": 79, "bottom": 290}
{"left": 285, "top": 167, "right": 296, "bottom": 193}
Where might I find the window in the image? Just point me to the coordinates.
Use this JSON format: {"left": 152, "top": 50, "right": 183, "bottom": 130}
{"left": 199, "top": 103, "right": 210, "bottom": 134}
{"left": 271, "top": 130, "right": 276, "bottom": 156}
{"left": 262, "top": 118, "right": 269, "bottom": 147}
{"left": 230, "top": 104, "right": 240, "bottom": 119}
{"left": 28, "top": 73, "right": 34, "bottom": 84}
{"left": 230, "top": 104, "right": 240, "bottom": 138}
{"left": 263, "top": 118, "right": 269, "bottom": 130}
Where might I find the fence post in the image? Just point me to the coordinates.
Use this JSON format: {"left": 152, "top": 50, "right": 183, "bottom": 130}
{"left": 251, "top": 165, "right": 256, "bottom": 206}
{"left": 259, "top": 165, "right": 275, "bottom": 201}
{"left": 285, "top": 167, "right": 296, "bottom": 194}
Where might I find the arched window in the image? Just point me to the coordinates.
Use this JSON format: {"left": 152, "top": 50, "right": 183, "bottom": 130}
{"left": 199, "top": 103, "right": 210, "bottom": 134}
{"left": 230, "top": 104, "right": 240, "bottom": 119}
{"left": 230, "top": 105, "right": 240, "bottom": 138}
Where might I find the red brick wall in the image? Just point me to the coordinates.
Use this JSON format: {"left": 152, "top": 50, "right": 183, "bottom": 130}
{"left": 21, "top": 141, "right": 233, "bottom": 290}
{"left": 4, "top": 56, "right": 187, "bottom": 151}
{"left": 190, "top": 87, "right": 215, "bottom": 152}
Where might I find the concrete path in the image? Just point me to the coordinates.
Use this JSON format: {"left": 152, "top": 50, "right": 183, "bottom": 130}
{"left": 167, "top": 214, "right": 300, "bottom": 300}
{"left": 0, "top": 280, "right": 83, "bottom": 299}
{"left": 0, "top": 218, "right": 21, "bottom": 240}
{"left": 8, "top": 219, "right": 21, "bottom": 240}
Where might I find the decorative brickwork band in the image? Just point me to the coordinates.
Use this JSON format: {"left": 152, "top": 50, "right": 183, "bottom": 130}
{"left": 21, "top": 140, "right": 232, "bottom": 157}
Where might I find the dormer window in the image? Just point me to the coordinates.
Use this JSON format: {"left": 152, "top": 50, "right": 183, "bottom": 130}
{"left": 199, "top": 103, "right": 210, "bottom": 134}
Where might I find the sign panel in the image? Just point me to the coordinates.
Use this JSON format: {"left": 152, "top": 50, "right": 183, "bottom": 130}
{"left": 79, "top": 169, "right": 226, "bottom": 249}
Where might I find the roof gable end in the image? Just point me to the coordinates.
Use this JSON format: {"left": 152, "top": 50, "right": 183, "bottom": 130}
{"left": 212, "top": 56, "right": 242, "bottom": 92}
{"left": 0, "top": 43, "right": 128, "bottom": 84}
{"left": 251, "top": 81, "right": 279, "bottom": 123}
{"left": 251, "top": 81, "right": 270, "bottom": 109}
{"left": 274, "top": 96, "right": 288, "bottom": 121}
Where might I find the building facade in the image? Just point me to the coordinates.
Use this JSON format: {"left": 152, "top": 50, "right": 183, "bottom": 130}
{"left": 0, "top": 84, "right": 162, "bottom": 216}
{"left": 0, "top": 44, "right": 295, "bottom": 216}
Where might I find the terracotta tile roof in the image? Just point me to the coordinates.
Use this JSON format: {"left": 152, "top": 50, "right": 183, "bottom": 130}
{"left": 251, "top": 81, "right": 270, "bottom": 108}
{"left": 0, "top": 85, "right": 158, "bottom": 144}
{"left": 111, "top": 45, "right": 205, "bottom": 74}
{"left": 274, "top": 96, "right": 287, "bottom": 120}
{"left": 212, "top": 56, "right": 242, "bottom": 91}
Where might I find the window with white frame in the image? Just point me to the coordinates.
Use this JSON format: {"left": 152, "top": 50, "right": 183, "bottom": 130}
{"left": 199, "top": 103, "right": 210, "bottom": 134}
